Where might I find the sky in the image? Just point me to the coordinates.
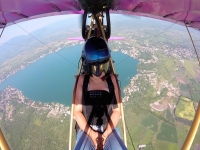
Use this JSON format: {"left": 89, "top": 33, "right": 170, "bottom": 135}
{"left": 0, "top": 14, "right": 148, "bottom": 44}
{"left": 0, "top": 15, "right": 80, "bottom": 43}
{"left": 0, "top": 13, "right": 199, "bottom": 45}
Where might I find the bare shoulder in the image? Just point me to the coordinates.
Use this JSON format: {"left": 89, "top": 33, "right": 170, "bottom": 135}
{"left": 110, "top": 74, "right": 118, "bottom": 85}
{"left": 77, "top": 74, "right": 85, "bottom": 86}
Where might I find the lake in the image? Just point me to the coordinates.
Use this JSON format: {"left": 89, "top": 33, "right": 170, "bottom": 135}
{"left": 0, "top": 44, "right": 139, "bottom": 106}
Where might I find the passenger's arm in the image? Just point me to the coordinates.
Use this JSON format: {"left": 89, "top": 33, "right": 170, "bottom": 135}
{"left": 74, "top": 75, "right": 101, "bottom": 148}
{"left": 74, "top": 75, "right": 92, "bottom": 135}
{"left": 102, "top": 74, "right": 121, "bottom": 139}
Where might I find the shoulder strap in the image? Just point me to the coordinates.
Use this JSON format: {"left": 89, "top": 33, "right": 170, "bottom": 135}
{"left": 75, "top": 75, "right": 90, "bottom": 134}
{"left": 83, "top": 74, "right": 90, "bottom": 93}
{"left": 106, "top": 74, "right": 114, "bottom": 95}
{"left": 82, "top": 74, "right": 90, "bottom": 120}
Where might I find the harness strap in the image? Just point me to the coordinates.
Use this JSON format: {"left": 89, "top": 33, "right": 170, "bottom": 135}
{"left": 82, "top": 75, "right": 90, "bottom": 120}
{"left": 83, "top": 75, "right": 90, "bottom": 93}
{"left": 105, "top": 75, "right": 116, "bottom": 128}
{"left": 106, "top": 75, "right": 114, "bottom": 95}
{"left": 78, "top": 74, "right": 116, "bottom": 133}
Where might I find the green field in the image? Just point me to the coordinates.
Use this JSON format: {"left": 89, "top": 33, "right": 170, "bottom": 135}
{"left": 191, "top": 91, "right": 200, "bottom": 102}
{"left": 189, "top": 78, "right": 196, "bottom": 84}
{"left": 175, "top": 97, "right": 195, "bottom": 121}
{"left": 184, "top": 60, "right": 197, "bottom": 76}
{"left": 131, "top": 125, "right": 154, "bottom": 145}
{"left": 165, "top": 109, "right": 175, "bottom": 124}
{"left": 0, "top": 101, "right": 74, "bottom": 150}
{"left": 157, "top": 122, "right": 178, "bottom": 143}
{"left": 139, "top": 52, "right": 153, "bottom": 61}
{"left": 141, "top": 114, "right": 159, "bottom": 132}
{"left": 180, "top": 91, "right": 191, "bottom": 98}
{"left": 193, "top": 83, "right": 200, "bottom": 91}
{"left": 181, "top": 96, "right": 192, "bottom": 101}
{"left": 175, "top": 121, "right": 189, "bottom": 149}
{"left": 191, "top": 124, "right": 200, "bottom": 150}
{"left": 155, "top": 140, "right": 178, "bottom": 150}
{"left": 179, "top": 83, "right": 189, "bottom": 92}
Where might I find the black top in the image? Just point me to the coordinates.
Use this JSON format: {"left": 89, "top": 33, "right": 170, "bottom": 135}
{"left": 75, "top": 74, "right": 118, "bottom": 133}
{"left": 82, "top": 90, "right": 117, "bottom": 132}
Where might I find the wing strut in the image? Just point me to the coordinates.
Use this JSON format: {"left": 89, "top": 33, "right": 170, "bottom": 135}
{"left": 0, "top": 23, "right": 6, "bottom": 38}
{"left": 185, "top": 25, "right": 200, "bottom": 66}
{"left": 181, "top": 24, "right": 200, "bottom": 150}
{"left": 182, "top": 102, "right": 200, "bottom": 150}
{"left": 0, "top": 128, "right": 10, "bottom": 150}
{"left": 68, "top": 60, "right": 82, "bottom": 150}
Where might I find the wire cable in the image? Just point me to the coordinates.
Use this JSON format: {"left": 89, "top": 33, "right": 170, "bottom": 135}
{"left": 13, "top": 22, "right": 77, "bottom": 67}
{"left": 117, "top": 79, "right": 135, "bottom": 149}
{"left": 115, "top": 21, "right": 177, "bottom": 67}
{"left": 115, "top": 51, "right": 137, "bottom": 66}
{"left": 185, "top": 24, "right": 200, "bottom": 66}
{"left": 148, "top": 21, "right": 177, "bottom": 42}
{"left": 124, "top": 117, "right": 136, "bottom": 150}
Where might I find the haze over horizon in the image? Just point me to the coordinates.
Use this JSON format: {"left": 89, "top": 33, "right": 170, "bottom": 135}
{"left": 1, "top": 13, "right": 200, "bottom": 150}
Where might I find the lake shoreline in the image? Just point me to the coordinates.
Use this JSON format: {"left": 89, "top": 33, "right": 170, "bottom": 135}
{"left": 0, "top": 44, "right": 139, "bottom": 106}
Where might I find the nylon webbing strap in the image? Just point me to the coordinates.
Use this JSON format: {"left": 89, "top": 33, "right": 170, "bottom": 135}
{"left": 83, "top": 75, "right": 90, "bottom": 94}
{"left": 82, "top": 75, "right": 90, "bottom": 120}
{"left": 106, "top": 75, "right": 114, "bottom": 95}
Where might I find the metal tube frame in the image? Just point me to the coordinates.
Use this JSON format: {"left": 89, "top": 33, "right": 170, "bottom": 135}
{"left": 185, "top": 25, "right": 200, "bottom": 66}
{"left": 87, "top": 15, "right": 94, "bottom": 39}
{"left": 181, "top": 25, "right": 200, "bottom": 150}
{"left": 96, "top": 13, "right": 107, "bottom": 42}
{"left": 109, "top": 58, "right": 127, "bottom": 147}
{"left": 181, "top": 102, "right": 200, "bottom": 150}
{"left": 0, "top": 128, "right": 10, "bottom": 150}
{"left": 68, "top": 11, "right": 127, "bottom": 149}
{"left": 0, "top": 24, "right": 6, "bottom": 38}
{"left": 68, "top": 60, "right": 82, "bottom": 150}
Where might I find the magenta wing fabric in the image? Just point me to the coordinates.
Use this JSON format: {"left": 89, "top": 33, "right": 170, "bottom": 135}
{"left": 0, "top": 0, "right": 200, "bottom": 30}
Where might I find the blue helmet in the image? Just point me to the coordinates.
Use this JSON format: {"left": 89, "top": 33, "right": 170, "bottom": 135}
{"left": 82, "top": 37, "right": 111, "bottom": 76}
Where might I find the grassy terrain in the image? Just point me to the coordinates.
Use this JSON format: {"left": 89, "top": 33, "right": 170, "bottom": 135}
{"left": 193, "top": 83, "right": 200, "bottom": 91}
{"left": 184, "top": 60, "right": 198, "bottom": 76}
{"left": 191, "top": 124, "right": 200, "bottom": 149}
{"left": 165, "top": 109, "right": 175, "bottom": 124}
{"left": 155, "top": 140, "right": 178, "bottom": 150}
{"left": 175, "top": 121, "right": 189, "bottom": 149}
{"left": 131, "top": 125, "right": 154, "bottom": 145}
{"left": 191, "top": 91, "right": 200, "bottom": 102}
{"left": 138, "top": 51, "right": 153, "bottom": 61}
{"left": 175, "top": 96, "right": 195, "bottom": 121}
{"left": 141, "top": 114, "right": 159, "bottom": 132}
{"left": 1, "top": 16, "right": 200, "bottom": 150}
{"left": 179, "top": 83, "right": 189, "bottom": 91}
{"left": 175, "top": 120, "right": 200, "bottom": 149}
{"left": 157, "top": 122, "right": 178, "bottom": 143}
{"left": 0, "top": 101, "right": 75, "bottom": 150}
{"left": 181, "top": 96, "right": 191, "bottom": 101}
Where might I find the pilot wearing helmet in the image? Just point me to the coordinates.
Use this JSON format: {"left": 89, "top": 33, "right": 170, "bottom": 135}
{"left": 74, "top": 37, "right": 127, "bottom": 150}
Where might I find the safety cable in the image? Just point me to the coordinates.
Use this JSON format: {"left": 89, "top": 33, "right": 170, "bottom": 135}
{"left": 13, "top": 22, "right": 77, "bottom": 67}
{"left": 118, "top": 80, "right": 135, "bottom": 149}
{"left": 114, "top": 21, "right": 178, "bottom": 150}
{"left": 148, "top": 21, "right": 177, "bottom": 42}
{"left": 124, "top": 117, "right": 136, "bottom": 150}
{"left": 185, "top": 24, "right": 200, "bottom": 66}
{"left": 115, "top": 51, "right": 138, "bottom": 66}
{"left": 115, "top": 21, "right": 177, "bottom": 67}
{"left": 0, "top": 24, "right": 6, "bottom": 38}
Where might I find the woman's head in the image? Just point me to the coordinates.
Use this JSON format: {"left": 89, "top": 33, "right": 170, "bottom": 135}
{"left": 82, "top": 37, "right": 111, "bottom": 77}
